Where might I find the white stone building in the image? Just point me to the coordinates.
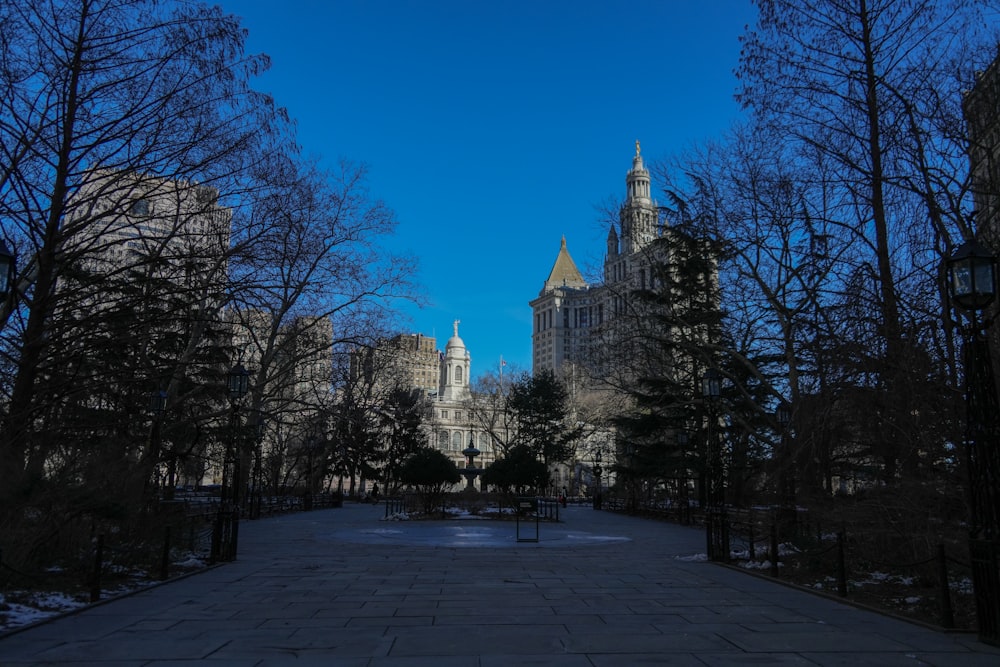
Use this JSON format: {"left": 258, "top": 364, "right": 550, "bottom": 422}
{"left": 530, "top": 141, "right": 661, "bottom": 378}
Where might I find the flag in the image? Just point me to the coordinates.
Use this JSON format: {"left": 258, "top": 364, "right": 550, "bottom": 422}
{"left": 501, "top": 357, "right": 506, "bottom": 367}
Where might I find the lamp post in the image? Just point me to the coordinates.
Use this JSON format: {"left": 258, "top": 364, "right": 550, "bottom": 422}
{"left": 944, "top": 239, "right": 1000, "bottom": 646}
{"left": 702, "top": 368, "right": 728, "bottom": 562}
{"left": 212, "top": 363, "right": 249, "bottom": 563}
{"left": 775, "top": 400, "right": 796, "bottom": 538}
{"left": 592, "top": 449, "right": 603, "bottom": 510}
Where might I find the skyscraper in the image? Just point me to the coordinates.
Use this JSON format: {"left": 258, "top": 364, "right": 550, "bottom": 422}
{"left": 530, "top": 141, "right": 661, "bottom": 378}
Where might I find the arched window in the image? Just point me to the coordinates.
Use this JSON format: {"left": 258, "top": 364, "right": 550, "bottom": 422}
{"left": 452, "top": 431, "right": 463, "bottom": 451}
{"left": 438, "top": 432, "right": 449, "bottom": 448}
{"left": 455, "top": 365, "right": 463, "bottom": 384}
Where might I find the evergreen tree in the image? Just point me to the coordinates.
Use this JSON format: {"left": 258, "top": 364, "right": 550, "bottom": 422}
{"left": 506, "top": 369, "right": 582, "bottom": 465}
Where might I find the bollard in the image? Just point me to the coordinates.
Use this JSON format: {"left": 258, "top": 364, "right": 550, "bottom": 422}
{"left": 836, "top": 530, "right": 848, "bottom": 597}
{"left": 937, "top": 543, "right": 955, "bottom": 629}
{"left": 90, "top": 534, "right": 104, "bottom": 603}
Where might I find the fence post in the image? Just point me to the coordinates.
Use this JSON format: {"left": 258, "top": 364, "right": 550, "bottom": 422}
{"left": 159, "top": 525, "right": 171, "bottom": 581}
{"left": 770, "top": 522, "right": 780, "bottom": 578}
{"left": 937, "top": 543, "right": 955, "bottom": 629}
{"left": 90, "top": 534, "right": 104, "bottom": 603}
{"left": 836, "top": 530, "right": 848, "bottom": 597}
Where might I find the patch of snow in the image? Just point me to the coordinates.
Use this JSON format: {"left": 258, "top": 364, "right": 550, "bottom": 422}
{"left": 173, "top": 556, "right": 207, "bottom": 568}
{"left": 740, "top": 560, "right": 781, "bottom": 571}
{"left": 1, "top": 591, "right": 87, "bottom": 630}
{"left": 951, "top": 577, "right": 974, "bottom": 594}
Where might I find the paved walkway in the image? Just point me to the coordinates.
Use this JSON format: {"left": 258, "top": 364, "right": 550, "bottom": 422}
{"left": 2, "top": 502, "right": 999, "bottom": 666}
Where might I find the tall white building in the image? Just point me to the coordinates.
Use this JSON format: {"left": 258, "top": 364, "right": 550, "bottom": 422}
{"left": 530, "top": 141, "right": 661, "bottom": 377}
{"left": 70, "top": 169, "right": 231, "bottom": 283}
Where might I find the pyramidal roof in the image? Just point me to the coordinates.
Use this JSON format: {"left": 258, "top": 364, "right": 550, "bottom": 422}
{"left": 544, "top": 236, "right": 588, "bottom": 291}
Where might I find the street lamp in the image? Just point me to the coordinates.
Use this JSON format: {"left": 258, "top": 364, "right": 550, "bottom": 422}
{"left": 212, "top": 363, "right": 249, "bottom": 563}
{"left": 947, "top": 240, "right": 997, "bottom": 311}
{"left": 702, "top": 368, "right": 728, "bottom": 562}
{"left": 228, "top": 363, "right": 249, "bottom": 401}
{"left": 775, "top": 400, "right": 796, "bottom": 538}
{"left": 944, "top": 239, "right": 1000, "bottom": 646}
{"left": 702, "top": 368, "right": 722, "bottom": 400}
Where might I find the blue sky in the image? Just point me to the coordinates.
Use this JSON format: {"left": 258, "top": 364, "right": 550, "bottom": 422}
{"left": 226, "top": 0, "right": 758, "bottom": 376}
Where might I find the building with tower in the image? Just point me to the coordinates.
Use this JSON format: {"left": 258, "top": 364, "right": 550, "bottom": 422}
{"left": 530, "top": 141, "right": 663, "bottom": 379}
{"left": 425, "top": 320, "right": 494, "bottom": 482}
{"left": 355, "top": 321, "right": 495, "bottom": 482}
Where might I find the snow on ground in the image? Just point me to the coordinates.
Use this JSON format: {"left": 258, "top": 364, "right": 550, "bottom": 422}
{"left": 0, "top": 591, "right": 87, "bottom": 630}
{"left": 1, "top": 553, "right": 208, "bottom": 633}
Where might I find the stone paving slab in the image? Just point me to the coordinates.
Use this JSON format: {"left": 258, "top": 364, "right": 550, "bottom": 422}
{"left": 2, "top": 502, "right": 999, "bottom": 666}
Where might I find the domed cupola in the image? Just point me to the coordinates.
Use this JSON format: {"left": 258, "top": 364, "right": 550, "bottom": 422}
{"left": 626, "top": 139, "right": 651, "bottom": 203}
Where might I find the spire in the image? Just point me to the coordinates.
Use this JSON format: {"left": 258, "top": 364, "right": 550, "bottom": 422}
{"left": 621, "top": 140, "right": 657, "bottom": 254}
{"left": 543, "top": 236, "right": 587, "bottom": 292}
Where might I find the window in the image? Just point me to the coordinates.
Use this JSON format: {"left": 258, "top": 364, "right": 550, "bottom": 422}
{"left": 129, "top": 199, "right": 150, "bottom": 216}
{"left": 455, "top": 365, "right": 463, "bottom": 384}
{"left": 455, "top": 411, "right": 462, "bottom": 421}
{"left": 452, "top": 432, "right": 463, "bottom": 450}
{"left": 441, "top": 410, "right": 448, "bottom": 419}
{"left": 439, "top": 432, "right": 449, "bottom": 448}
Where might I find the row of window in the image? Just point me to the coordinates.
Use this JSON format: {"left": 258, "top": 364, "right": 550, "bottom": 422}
{"left": 435, "top": 431, "right": 489, "bottom": 451}
{"left": 535, "top": 308, "right": 554, "bottom": 333}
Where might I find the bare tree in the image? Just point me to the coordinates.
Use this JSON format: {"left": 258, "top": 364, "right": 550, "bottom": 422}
{"left": 736, "top": 0, "right": 996, "bottom": 485}
{"left": 0, "top": 0, "right": 292, "bottom": 517}
{"left": 468, "top": 362, "right": 520, "bottom": 458}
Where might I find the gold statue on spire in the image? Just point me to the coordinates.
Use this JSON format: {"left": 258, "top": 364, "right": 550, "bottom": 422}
{"left": 635, "top": 139, "right": 641, "bottom": 157}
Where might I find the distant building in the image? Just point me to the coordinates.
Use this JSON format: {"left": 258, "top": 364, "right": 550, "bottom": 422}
{"left": 358, "top": 322, "right": 495, "bottom": 480}
{"left": 70, "top": 169, "right": 231, "bottom": 285}
{"left": 964, "top": 47, "right": 1000, "bottom": 239}
{"left": 530, "top": 141, "right": 663, "bottom": 379}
